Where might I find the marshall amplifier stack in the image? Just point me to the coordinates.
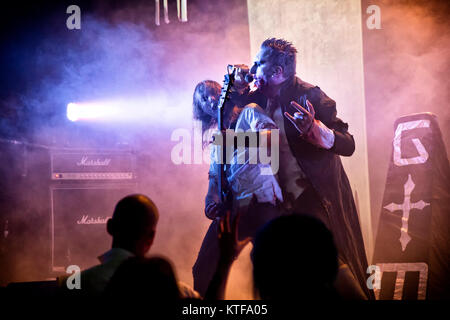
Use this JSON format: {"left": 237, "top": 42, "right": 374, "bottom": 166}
{"left": 50, "top": 150, "right": 137, "bottom": 273}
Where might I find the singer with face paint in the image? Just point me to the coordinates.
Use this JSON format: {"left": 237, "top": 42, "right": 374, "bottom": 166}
{"left": 191, "top": 71, "right": 284, "bottom": 297}
{"left": 228, "top": 38, "right": 374, "bottom": 300}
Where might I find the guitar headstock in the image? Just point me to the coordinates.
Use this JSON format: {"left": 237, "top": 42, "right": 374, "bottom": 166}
{"left": 217, "top": 66, "right": 236, "bottom": 112}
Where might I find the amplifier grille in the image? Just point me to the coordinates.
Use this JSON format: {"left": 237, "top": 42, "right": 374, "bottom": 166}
{"left": 50, "top": 184, "right": 137, "bottom": 272}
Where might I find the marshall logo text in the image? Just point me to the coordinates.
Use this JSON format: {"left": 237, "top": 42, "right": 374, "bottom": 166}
{"left": 76, "top": 156, "right": 111, "bottom": 166}
{"left": 77, "top": 215, "right": 109, "bottom": 225}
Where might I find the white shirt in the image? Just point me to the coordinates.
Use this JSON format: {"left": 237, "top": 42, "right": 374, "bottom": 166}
{"left": 209, "top": 104, "right": 283, "bottom": 208}
{"left": 268, "top": 98, "right": 335, "bottom": 204}
{"left": 272, "top": 105, "right": 309, "bottom": 202}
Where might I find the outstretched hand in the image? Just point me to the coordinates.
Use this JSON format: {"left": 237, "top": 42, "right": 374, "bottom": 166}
{"left": 284, "top": 99, "right": 316, "bottom": 136}
{"left": 217, "top": 210, "right": 251, "bottom": 264}
{"left": 205, "top": 202, "right": 253, "bottom": 300}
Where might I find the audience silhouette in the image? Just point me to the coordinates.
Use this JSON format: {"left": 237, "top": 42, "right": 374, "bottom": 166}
{"left": 251, "top": 213, "right": 340, "bottom": 300}
{"left": 59, "top": 194, "right": 199, "bottom": 299}
{"left": 7, "top": 194, "right": 366, "bottom": 304}
{"left": 207, "top": 211, "right": 342, "bottom": 300}
{"left": 105, "top": 256, "right": 181, "bottom": 302}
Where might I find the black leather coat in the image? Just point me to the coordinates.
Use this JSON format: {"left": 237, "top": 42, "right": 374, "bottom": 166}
{"left": 247, "top": 76, "right": 374, "bottom": 299}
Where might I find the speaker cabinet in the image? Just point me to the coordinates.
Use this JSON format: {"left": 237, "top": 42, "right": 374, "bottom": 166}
{"left": 50, "top": 184, "right": 136, "bottom": 272}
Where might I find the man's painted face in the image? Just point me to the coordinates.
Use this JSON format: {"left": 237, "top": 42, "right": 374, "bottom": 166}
{"left": 251, "top": 48, "right": 276, "bottom": 92}
{"left": 195, "top": 83, "right": 221, "bottom": 117}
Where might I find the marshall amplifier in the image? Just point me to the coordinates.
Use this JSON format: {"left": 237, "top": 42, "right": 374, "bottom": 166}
{"left": 50, "top": 184, "right": 137, "bottom": 272}
{"left": 49, "top": 149, "right": 138, "bottom": 273}
{"left": 50, "top": 151, "right": 136, "bottom": 181}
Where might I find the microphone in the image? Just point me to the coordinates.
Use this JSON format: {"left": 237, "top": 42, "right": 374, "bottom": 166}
{"left": 244, "top": 73, "right": 254, "bottom": 83}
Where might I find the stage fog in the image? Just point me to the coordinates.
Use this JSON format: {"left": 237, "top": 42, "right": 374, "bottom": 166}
{"left": 0, "top": 0, "right": 448, "bottom": 300}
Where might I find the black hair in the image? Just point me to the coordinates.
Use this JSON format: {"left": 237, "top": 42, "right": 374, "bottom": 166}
{"left": 261, "top": 38, "right": 297, "bottom": 79}
{"left": 252, "top": 214, "right": 339, "bottom": 300}
{"left": 192, "top": 80, "right": 221, "bottom": 147}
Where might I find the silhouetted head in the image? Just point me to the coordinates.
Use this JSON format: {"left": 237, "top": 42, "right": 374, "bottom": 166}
{"left": 105, "top": 256, "right": 180, "bottom": 301}
{"left": 107, "top": 194, "right": 159, "bottom": 257}
{"left": 251, "top": 214, "right": 339, "bottom": 300}
{"left": 251, "top": 38, "right": 297, "bottom": 96}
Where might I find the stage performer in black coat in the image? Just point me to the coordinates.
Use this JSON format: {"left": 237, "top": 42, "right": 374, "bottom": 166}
{"left": 241, "top": 38, "right": 374, "bottom": 299}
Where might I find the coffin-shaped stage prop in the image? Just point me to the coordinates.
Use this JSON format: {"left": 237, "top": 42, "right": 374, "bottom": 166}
{"left": 373, "top": 113, "right": 450, "bottom": 300}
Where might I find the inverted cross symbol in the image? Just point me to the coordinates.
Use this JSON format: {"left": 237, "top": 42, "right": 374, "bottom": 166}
{"left": 383, "top": 174, "right": 430, "bottom": 251}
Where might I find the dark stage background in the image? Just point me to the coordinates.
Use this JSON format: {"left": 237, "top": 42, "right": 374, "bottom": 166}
{"left": 0, "top": 0, "right": 253, "bottom": 294}
{"left": 0, "top": 0, "right": 449, "bottom": 299}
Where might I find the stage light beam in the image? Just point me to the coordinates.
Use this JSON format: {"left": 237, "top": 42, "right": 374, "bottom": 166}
{"left": 66, "top": 102, "right": 121, "bottom": 122}
{"left": 66, "top": 93, "right": 192, "bottom": 125}
{"left": 67, "top": 102, "right": 80, "bottom": 122}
